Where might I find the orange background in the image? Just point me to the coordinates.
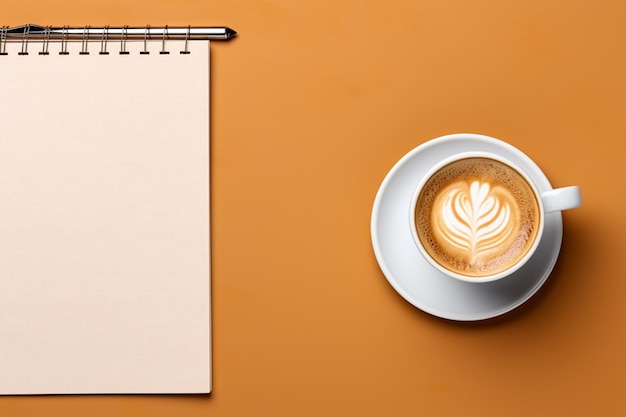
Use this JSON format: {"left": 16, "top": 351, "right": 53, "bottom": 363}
{"left": 2, "top": 0, "right": 625, "bottom": 416}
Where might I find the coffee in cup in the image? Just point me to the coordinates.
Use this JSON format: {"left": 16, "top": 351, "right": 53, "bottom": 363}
{"left": 414, "top": 157, "right": 540, "bottom": 277}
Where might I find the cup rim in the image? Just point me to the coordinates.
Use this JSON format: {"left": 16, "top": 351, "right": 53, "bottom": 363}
{"left": 408, "top": 151, "right": 545, "bottom": 283}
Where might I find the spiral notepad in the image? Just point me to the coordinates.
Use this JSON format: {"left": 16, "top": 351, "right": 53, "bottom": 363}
{"left": 0, "top": 24, "right": 232, "bottom": 395}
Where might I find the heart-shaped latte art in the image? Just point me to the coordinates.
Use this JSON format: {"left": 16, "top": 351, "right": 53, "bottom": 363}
{"left": 432, "top": 180, "right": 519, "bottom": 265}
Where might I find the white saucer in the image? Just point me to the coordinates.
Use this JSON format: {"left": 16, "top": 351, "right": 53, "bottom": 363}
{"left": 370, "top": 134, "right": 563, "bottom": 321}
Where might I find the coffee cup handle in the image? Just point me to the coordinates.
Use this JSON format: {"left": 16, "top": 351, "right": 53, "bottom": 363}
{"left": 541, "top": 186, "right": 582, "bottom": 213}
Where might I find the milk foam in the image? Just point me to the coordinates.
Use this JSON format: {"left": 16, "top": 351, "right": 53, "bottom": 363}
{"left": 433, "top": 181, "right": 518, "bottom": 264}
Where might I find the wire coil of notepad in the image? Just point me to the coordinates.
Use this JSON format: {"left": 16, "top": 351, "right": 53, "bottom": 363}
{"left": 0, "top": 23, "right": 236, "bottom": 56}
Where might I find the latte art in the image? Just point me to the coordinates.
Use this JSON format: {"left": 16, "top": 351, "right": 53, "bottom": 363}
{"left": 414, "top": 157, "right": 540, "bottom": 277}
{"left": 433, "top": 181, "right": 519, "bottom": 264}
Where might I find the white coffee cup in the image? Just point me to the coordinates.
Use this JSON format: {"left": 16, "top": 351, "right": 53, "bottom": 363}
{"left": 409, "top": 151, "right": 581, "bottom": 283}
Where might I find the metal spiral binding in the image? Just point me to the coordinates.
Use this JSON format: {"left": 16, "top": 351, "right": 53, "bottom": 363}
{"left": 18, "top": 23, "right": 30, "bottom": 55}
{"left": 119, "top": 25, "right": 129, "bottom": 55}
{"left": 160, "top": 25, "right": 170, "bottom": 55}
{"left": 39, "top": 25, "right": 51, "bottom": 55}
{"left": 0, "top": 26, "right": 8, "bottom": 55}
{"left": 0, "top": 24, "right": 235, "bottom": 56}
{"left": 100, "top": 26, "right": 110, "bottom": 55}
{"left": 141, "top": 25, "right": 151, "bottom": 55}
{"left": 80, "top": 25, "right": 90, "bottom": 55}
{"left": 181, "top": 25, "right": 191, "bottom": 54}
{"left": 59, "top": 26, "right": 69, "bottom": 55}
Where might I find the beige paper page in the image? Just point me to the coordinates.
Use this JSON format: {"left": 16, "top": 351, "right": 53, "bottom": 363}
{"left": 0, "top": 39, "right": 210, "bottom": 394}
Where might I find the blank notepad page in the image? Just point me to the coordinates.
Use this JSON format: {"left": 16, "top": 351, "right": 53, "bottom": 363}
{"left": 0, "top": 39, "right": 210, "bottom": 394}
